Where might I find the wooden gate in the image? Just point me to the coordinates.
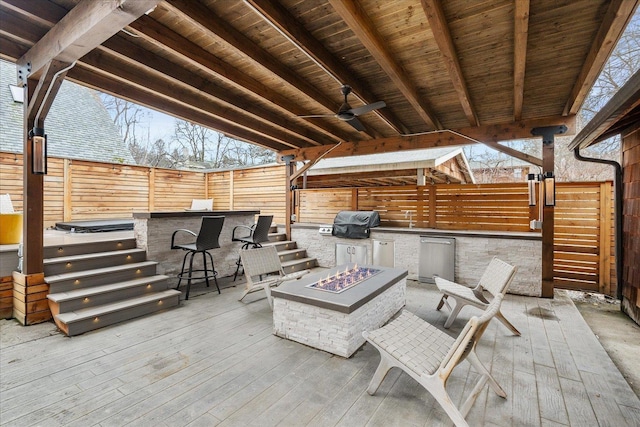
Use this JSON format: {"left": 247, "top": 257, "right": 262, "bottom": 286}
{"left": 554, "top": 182, "right": 614, "bottom": 294}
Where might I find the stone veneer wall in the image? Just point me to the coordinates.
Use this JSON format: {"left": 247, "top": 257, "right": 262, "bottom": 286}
{"left": 135, "top": 214, "right": 255, "bottom": 278}
{"left": 273, "top": 279, "right": 406, "bottom": 358}
{"left": 291, "top": 225, "right": 542, "bottom": 296}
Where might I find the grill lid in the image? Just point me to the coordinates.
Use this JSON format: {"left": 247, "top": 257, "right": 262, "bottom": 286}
{"left": 332, "top": 211, "right": 380, "bottom": 239}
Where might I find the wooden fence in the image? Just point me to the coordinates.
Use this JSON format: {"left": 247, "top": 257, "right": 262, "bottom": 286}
{"left": 296, "top": 182, "right": 615, "bottom": 294}
{"left": 0, "top": 152, "right": 614, "bottom": 295}
{"left": 0, "top": 153, "right": 286, "bottom": 225}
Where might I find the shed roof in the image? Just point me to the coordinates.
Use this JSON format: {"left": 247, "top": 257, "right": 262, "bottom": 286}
{"left": 302, "top": 146, "right": 474, "bottom": 187}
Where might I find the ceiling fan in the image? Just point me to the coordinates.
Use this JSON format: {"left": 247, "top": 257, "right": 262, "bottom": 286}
{"left": 298, "top": 85, "right": 386, "bottom": 132}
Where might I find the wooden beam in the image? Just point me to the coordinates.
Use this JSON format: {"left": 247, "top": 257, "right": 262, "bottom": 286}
{"left": 16, "top": 0, "right": 159, "bottom": 84}
{"left": 421, "top": 0, "right": 478, "bottom": 126}
{"left": 569, "top": 69, "right": 640, "bottom": 149}
{"left": 165, "top": 0, "right": 377, "bottom": 139}
{"left": 27, "top": 60, "right": 71, "bottom": 126}
{"left": 513, "top": 0, "right": 530, "bottom": 121}
{"left": 129, "top": 15, "right": 356, "bottom": 144}
{"left": 563, "top": 0, "right": 639, "bottom": 115}
{"left": 4, "top": 1, "right": 332, "bottom": 150}
{"left": 68, "top": 66, "right": 292, "bottom": 152}
{"left": 1, "top": 0, "right": 69, "bottom": 28}
{"left": 244, "top": 0, "right": 409, "bottom": 134}
{"left": 102, "top": 35, "right": 329, "bottom": 147}
{"left": 79, "top": 48, "right": 314, "bottom": 149}
{"left": 479, "top": 140, "right": 542, "bottom": 167}
{"left": 280, "top": 132, "right": 465, "bottom": 162}
{"left": 329, "top": 0, "right": 441, "bottom": 129}
{"left": 279, "top": 115, "right": 575, "bottom": 162}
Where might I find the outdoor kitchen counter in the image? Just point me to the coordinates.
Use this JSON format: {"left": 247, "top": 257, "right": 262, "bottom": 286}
{"left": 133, "top": 210, "right": 260, "bottom": 278}
{"left": 291, "top": 223, "right": 543, "bottom": 296}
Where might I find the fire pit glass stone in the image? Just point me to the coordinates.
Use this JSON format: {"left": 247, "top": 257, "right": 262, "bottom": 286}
{"left": 306, "top": 265, "right": 381, "bottom": 293}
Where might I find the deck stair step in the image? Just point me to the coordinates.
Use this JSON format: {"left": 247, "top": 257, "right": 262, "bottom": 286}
{"left": 43, "top": 238, "right": 137, "bottom": 259}
{"left": 46, "top": 261, "right": 159, "bottom": 293}
{"left": 47, "top": 275, "right": 170, "bottom": 315}
{"left": 262, "top": 240, "right": 298, "bottom": 252}
{"left": 44, "top": 248, "right": 147, "bottom": 275}
{"left": 45, "top": 237, "right": 181, "bottom": 336}
{"left": 282, "top": 257, "right": 317, "bottom": 274}
{"left": 277, "top": 248, "right": 308, "bottom": 262}
{"left": 268, "top": 232, "right": 287, "bottom": 242}
{"left": 53, "top": 290, "right": 180, "bottom": 336}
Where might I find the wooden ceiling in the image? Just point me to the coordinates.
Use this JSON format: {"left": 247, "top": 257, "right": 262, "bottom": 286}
{"left": 0, "top": 0, "right": 637, "bottom": 163}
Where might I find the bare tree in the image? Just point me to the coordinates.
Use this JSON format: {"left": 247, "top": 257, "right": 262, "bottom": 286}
{"left": 466, "top": 11, "right": 639, "bottom": 183}
{"left": 172, "top": 120, "right": 274, "bottom": 169}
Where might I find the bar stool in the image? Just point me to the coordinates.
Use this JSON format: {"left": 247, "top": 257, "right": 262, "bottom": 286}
{"left": 171, "top": 216, "right": 224, "bottom": 300}
{"left": 232, "top": 215, "right": 273, "bottom": 280}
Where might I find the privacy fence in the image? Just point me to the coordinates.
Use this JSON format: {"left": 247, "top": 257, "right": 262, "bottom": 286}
{"left": 0, "top": 152, "right": 614, "bottom": 295}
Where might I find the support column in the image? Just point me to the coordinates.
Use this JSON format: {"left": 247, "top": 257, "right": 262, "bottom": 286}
{"left": 282, "top": 155, "right": 295, "bottom": 239}
{"left": 531, "top": 125, "right": 567, "bottom": 298}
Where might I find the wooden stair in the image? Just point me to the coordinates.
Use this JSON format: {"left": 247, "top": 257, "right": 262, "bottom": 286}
{"left": 45, "top": 238, "right": 180, "bottom": 336}
{"left": 266, "top": 227, "right": 317, "bottom": 274}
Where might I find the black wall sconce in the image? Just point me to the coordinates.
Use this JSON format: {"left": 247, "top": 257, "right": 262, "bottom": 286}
{"left": 28, "top": 127, "right": 47, "bottom": 174}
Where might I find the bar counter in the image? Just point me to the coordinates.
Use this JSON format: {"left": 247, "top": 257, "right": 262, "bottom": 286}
{"left": 133, "top": 210, "right": 260, "bottom": 280}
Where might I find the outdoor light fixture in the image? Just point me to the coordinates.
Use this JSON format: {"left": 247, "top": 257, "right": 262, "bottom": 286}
{"left": 543, "top": 171, "right": 556, "bottom": 206}
{"left": 527, "top": 173, "right": 537, "bottom": 206}
{"left": 527, "top": 172, "right": 556, "bottom": 207}
{"left": 28, "top": 127, "right": 47, "bottom": 174}
{"left": 527, "top": 171, "right": 555, "bottom": 229}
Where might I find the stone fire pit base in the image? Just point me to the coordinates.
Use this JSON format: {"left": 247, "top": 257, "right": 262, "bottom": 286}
{"left": 273, "top": 278, "right": 406, "bottom": 358}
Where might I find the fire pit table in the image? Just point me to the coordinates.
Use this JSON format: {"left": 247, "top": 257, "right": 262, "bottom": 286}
{"left": 271, "top": 264, "right": 407, "bottom": 358}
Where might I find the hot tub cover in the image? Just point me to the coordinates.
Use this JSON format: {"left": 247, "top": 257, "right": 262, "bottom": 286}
{"left": 332, "top": 211, "right": 380, "bottom": 239}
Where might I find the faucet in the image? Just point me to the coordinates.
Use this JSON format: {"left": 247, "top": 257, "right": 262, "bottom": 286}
{"left": 404, "top": 210, "right": 414, "bottom": 228}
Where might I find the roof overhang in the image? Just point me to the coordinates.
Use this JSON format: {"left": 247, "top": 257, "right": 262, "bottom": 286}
{"left": 569, "top": 69, "right": 640, "bottom": 150}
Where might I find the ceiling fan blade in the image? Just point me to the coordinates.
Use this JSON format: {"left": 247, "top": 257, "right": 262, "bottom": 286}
{"left": 346, "top": 117, "right": 366, "bottom": 132}
{"left": 297, "top": 113, "right": 337, "bottom": 118}
{"left": 348, "top": 101, "right": 386, "bottom": 116}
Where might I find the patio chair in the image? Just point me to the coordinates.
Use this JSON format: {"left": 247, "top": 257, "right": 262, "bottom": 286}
{"left": 363, "top": 294, "right": 507, "bottom": 427}
{"left": 239, "top": 245, "right": 309, "bottom": 309}
{"left": 435, "top": 257, "right": 520, "bottom": 335}
{"left": 171, "top": 216, "right": 224, "bottom": 300}
{"left": 232, "top": 214, "right": 273, "bottom": 280}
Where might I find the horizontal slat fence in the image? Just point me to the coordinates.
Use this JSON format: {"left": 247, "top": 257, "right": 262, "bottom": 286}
{"left": 296, "top": 183, "right": 533, "bottom": 232}
{"left": 229, "top": 166, "right": 286, "bottom": 224}
{"left": 1, "top": 151, "right": 615, "bottom": 295}
{"left": 0, "top": 153, "right": 286, "bottom": 226}
{"left": 70, "top": 160, "right": 150, "bottom": 219}
{"left": 296, "top": 181, "right": 615, "bottom": 294}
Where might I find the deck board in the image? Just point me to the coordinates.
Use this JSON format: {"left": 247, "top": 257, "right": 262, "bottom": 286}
{"left": 1, "top": 279, "right": 638, "bottom": 427}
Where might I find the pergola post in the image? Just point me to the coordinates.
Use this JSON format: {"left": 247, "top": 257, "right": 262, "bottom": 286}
{"left": 531, "top": 125, "right": 567, "bottom": 298}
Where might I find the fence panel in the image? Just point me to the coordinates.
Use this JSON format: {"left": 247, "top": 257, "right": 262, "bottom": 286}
{"left": 297, "top": 189, "right": 353, "bottom": 223}
{"left": 0, "top": 153, "right": 23, "bottom": 211}
{"left": 356, "top": 186, "right": 426, "bottom": 227}
{"left": 207, "top": 170, "right": 231, "bottom": 210}
{"left": 152, "top": 169, "right": 205, "bottom": 212}
{"left": 230, "top": 166, "right": 286, "bottom": 224}
{"left": 70, "top": 160, "right": 151, "bottom": 219}
{"left": 435, "top": 183, "right": 532, "bottom": 232}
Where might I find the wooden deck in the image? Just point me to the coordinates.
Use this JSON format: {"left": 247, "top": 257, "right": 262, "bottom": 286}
{"left": 1, "top": 277, "right": 639, "bottom": 426}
